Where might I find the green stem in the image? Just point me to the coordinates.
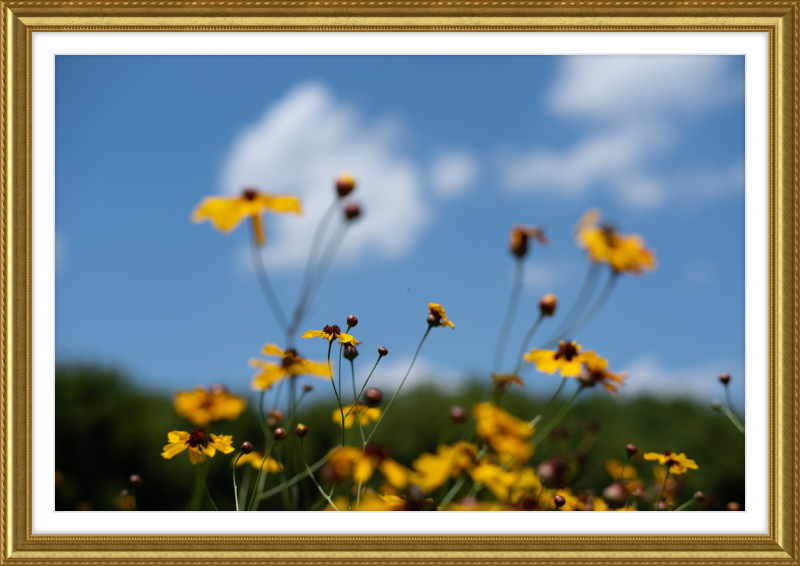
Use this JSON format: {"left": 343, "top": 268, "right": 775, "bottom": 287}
{"left": 492, "top": 258, "right": 525, "bottom": 373}
{"left": 656, "top": 470, "right": 670, "bottom": 510}
{"left": 351, "top": 360, "right": 367, "bottom": 447}
{"left": 247, "top": 443, "right": 275, "bottom": 511}
{"left": 511, "top": 315, "right": 544, "bottom": 376}
{"left": 541, "top": 263, "right": 600, "bottom": 347}
{"left": 303, "top": 222, "right": 350, "bottom": 315}
{"left": 531, "top": 385, "right": 583, "bottom": 445}
{"left": 326, "top": 340, "right": 349, "bottom": 508}
{"left": 366, "top": 326, "right": 432, "bottom": 445}
{"left": 255, "top": 450, "right": 332, "bottom": 504}
{"left": 548, "top": 270, "right": 618, "bottom": 348}
{"left": 300, "top": 439, "right": 339, "bottom": 510}
{"left": 345, "top": 354, "right": 383, "bottom": 418}
{"left": 440, "top": 477, "right": 467, "bottom": 508}
{"left": 528, "top": 379, "right": 567, "bottom": 428}
{"left": 673, "top": 495, "right": 700, "bottom": 512}
{"left": 201, "top": 463, "right": 219, "bottom": 511}
{"left": 250, "top": 236, "right": 289, "bottom": 333}
{"left": 277, "top": 444, "right": 291, "bottom": 511}
{"left": 722, "top": 405, "right": 746, "bottom": 434}
{"left": 232, "top": 453, "right": 244, "bottom": 511}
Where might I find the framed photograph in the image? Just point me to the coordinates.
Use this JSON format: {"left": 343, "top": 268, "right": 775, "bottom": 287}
{"left": 2, "top": 2, "right": 797, "bottom": 563}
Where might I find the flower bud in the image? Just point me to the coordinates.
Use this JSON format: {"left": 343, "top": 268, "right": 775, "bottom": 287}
{"left": 294, "top": 423, "right": 309, "bottom": 438}
{"left": 336, "top": 173, "right": 356, "bottom": 197}
{"left": 719, "top": 372, "right": 731, "bottom": 385}
{"left": 343, "top": 343, "right": 359, "bottom": 361}
{"left": 602, "top": 482, "right": 627, "bottom": 508}
{"left": 539, "top": 294, "right": 557, "bottom": 317}
{"left": 364, "top": 388, "right": 383, "bottom": 407}
{"left": 378, "top": 346, "right": 388, "bottom": 357}
{"left": 302, "top": 383, "right": 313, "bottom": 392}
{"left": 240, "top": 441, "right": 253, "bottom": 454}
{"left": 626, "top": 443, "right": 637, "bottom": 456}
{"left": 727, "top": 502, "right": 741, "bottom": 511}
{"left": 344, "top": 202, "right": 361, "bottom": 221}
{"left": 656, "top": 500, "right": 669, "bottom": 511}
{"left": 120, "top": 489, "right": 130, "bottom": 497}
{"left": 694, "top": 491, "right": 705, "bottom": 502}
{"left": 449, "top": 405, "right": 467, "bottom": 424}
{"left": 129, "top": 474, "right": 143, "bottom": 487}
{"left": 711, "top": 400, "right": 722, "bottom": 412}
{"left": 553, "top": 495, "right": 566, "bottom": 508}
{"left": 273, "top": 428, "right": 287, "bottom": 442}
{"left": 347, "top": 315, "right": 358, "bottom": 328}
{"left": 210, "top": 383, "right": 227, "bottom": 394}
{"left": 427, "top": 313, "right": 440, "bottom": 327}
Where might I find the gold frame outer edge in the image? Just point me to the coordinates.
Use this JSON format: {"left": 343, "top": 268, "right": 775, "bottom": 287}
{"left": 1, "top": 4, "right": 797, "bottom": 564}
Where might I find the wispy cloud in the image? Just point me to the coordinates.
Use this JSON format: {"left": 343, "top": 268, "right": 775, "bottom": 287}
{"left": 498, "top": 56, "right": 744, "bottom": 210}
{"left": 616, "top": 356, "right": 743, "bottom": 402}
{"left": 429, "top": 150, "right": 479, "bottom": 198}
{"left": 221, "top": 82, "right": 432, "bottom": 270}
{"left": 369, "top": 355, "right": 465, "bottom": 394}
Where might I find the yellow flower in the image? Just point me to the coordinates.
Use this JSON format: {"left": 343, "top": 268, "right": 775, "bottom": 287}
{"left": 472, "top": 403, "right": 534, "bottom": 462}
{"left": 491, "top": 373, "right": 524, "bottom": 394}
{"left": 326, "top": 445, "right": 412, "bottom": 489}
{"left": 525, "top": 341, "right": 608, "bottom": 378}
{"left": 469, "top": 464, "right": 520, "bottom": 501}
{"left": 575, "top": 209, "right": 656, "bottom": 275}
{"left": 605, "top": 459, "right": 637, "bottom": 481}
{"left": 580, "top": 356, "right": 627, "bottom": 393}
{"left": 323, "top": 492, "right": 399, "bottom": 511}
{"left": 428, "top": 303, "right": 455, "bottom": 329}
{"left": 302, "top": 324, "right": 356, "bottom": 345}
{"left": 644, "top": 451, "right": 699, "bottom": 475}
{"left": 333, "top": 403, "right": 381, "bottom": 429}
{"left": 507, "top": 467, "right": 544, "bottom": 509}
{"left": 191, "top": 188, "right": 301, "bottom": 247}
{"left": 509, "top": 224, "right": 549, "bottom": 258}
{"left": 173, "top": 386, "right": 247, "bottom": 427}
{"left": 160, "top": 429, "right": 234, "bottom": 465}
{"left": 235, "top": 451, "right": 283, "bottom": 474}
{"left": 411, "top": 442, "right": 480, "bottom": 493}
{"left": 248, "top": 344, "right": 329, "bottom": 391}
{"left": 543, "top": 487, "right": 579, "bottom": 511}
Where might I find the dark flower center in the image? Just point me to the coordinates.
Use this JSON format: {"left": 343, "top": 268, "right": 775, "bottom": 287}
{"left": 363, "top": 443, "right": 389, "bottom": 461}
{"left": 282, "top": 348, "right": 299, "bottom": 368}
{"left": 187, "top": 428, "right": 206, "bottom": 448}
{"left": 554, "top": 342, "right": 579, "bottom": 362}
{"left": 242, "top": 189, "right": 258, "bottom": 201}
{"left": 323, "top": 324, "right": 341, "bottom": 337}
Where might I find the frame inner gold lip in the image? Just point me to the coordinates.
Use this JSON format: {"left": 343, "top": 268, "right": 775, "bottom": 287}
{"left": 3, "top": 6, "right": 797, "bottom": 563}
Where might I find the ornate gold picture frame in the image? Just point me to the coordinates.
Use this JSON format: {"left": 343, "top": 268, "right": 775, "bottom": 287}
{"left": 2, "top": 2, "right": 798, "bottom": 563}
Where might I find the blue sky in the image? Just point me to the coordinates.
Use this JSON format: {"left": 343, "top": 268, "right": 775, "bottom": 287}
{"left": 55, "top": 55, "right": 745, "bottom": 407}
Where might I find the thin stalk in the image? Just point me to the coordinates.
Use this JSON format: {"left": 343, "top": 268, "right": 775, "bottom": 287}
{"left": 270, "top": 378, "right": 285, "bottom": 413}
{"left": 326, "top": 339, "right": 349, "bottom": 509}
{"left": 300, "top": 439, "right": 339, "bottom": 510}
{"left": 541, "top": 263, "right": 600, "bottom": 346}
{"left": 345, "top": 354, "right": 383, "bottom": 418}
{"left": 722, "top": 405, "right": 746, "bottom": 434}
{"left": 511, "top": 315, "right": 544, "bottom": 376}
{"left": 255, "top": 450, "right": 334, "bottom": 504}
{"left": 548, "top": 271, "right": 619, "bottom": 347}
{"left": 440, "top": 476, "right": 467, "bottom": 507}
{"left": 528, "top": 379, "right": 567, "bottom": 429}
{"left": 232, "top": 453, "right": 244, "bottom": 511}
{"left": 673, "top": 495, "right": 700, "bottom": 512}
{"left": 656, "top": 470, "right": 671, "bottom": 510}
{"left": 250, "top": 237, "right": 289, "bottom": 333}
{"left": 492, "top": 258, "right": 524, "bottom": 374}
{"left": 201, "top": 463, "right": 219, "bottom": 511}
{"left": 188, "top": 466, "right": 205, "bottom": 511}
{"left": 531, "top": 385, "right": 583, "bottom": 445}
{"left": 366, "top": 326, "right": 432, "bottom": 444}
{"left": 300, "top": 222, "right": 350, "bottom": 323}
{"left": 276, "top": 444, "right": 291, "bottom": 511}
{"left": 351, "top": 360, "right": 367, "bottom": 447}
{"left": 246, "top": 443, "right": 275, "bottom": 511}
{"left": 239, "top": 466, "right": 253, "bottom": 507}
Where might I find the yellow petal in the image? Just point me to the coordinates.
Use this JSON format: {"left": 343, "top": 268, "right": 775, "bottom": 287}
{"left": 302, "top": 330, "right": 328, "bottom": 340}
{"left": 525, "top": 350, "right": 560, "bottom": 374}
{"left": 191, "top": 196, "right": 250, "bottom": 232}
{"left": 337, "top": 333, "right": 356, "bottom": 345}
{"left": 297, "top": 359, "right": 330, "bottom": 377}
{"left": 258, "top": 193, "right": 302, "bottom": 214}
{"left": 559, "top": 359, "right": 583, "bottom": 377}
{"left": 261, "top": 344, "right": 285, "bottom": 357}
{"left": 188, "top": 446, "right": 207, "bottom": 465}
{"left": 379, "top": 459, "right": 411, "bottom": 489}
{"left": 250, "top": 362, "right": 287, "bottom": 391}
{"left": 161, "top": 440, "right": 189, "bottom": 460}
{"left": 209, "top": 434, "right": 235, "bottom": 454}
{"left": 353, "top": 457, "right": 375, "bottom": 484}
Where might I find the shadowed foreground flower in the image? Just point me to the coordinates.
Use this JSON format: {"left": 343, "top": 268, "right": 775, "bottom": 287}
{"left": 333, "top": 403, "right": 381, "bottom": 429}
{"left": 161, "top": 429, "right": 234, "bottom": 465}
{"left": 469, "top": 464, "right": 520, "bottom": 501}
{"left": 579, "top": 357, "right": 627, "bottom": 393}
{"left": 174, "top": 387, "right": 247, "bottom": 427}
{"left": 525, "top": 341, "right": 607, "bottom": 378}
{"left": 249, "top": 344, "right": 329, "bottom": 391}
{"left": 509, "top": 224, "right": 549, "bottom": 258}
{"left": 303, "top": 324, "right": 356, "bottom": 345}
{"left": 326, "top": 445, "right": 413, "bottom": 489}
{"left": 644, "top": 451, "right": 699, "bottom": 475}
{"left": 235, "top": 451, "right": 283, "bottom": 474}
{"left": 427, "top": 303, "right": 455, "bottom": 329}
{"left": 191, "top": 188, "right": 301, "bottom": 247}
{"left": 411, "top": 442, "right": 480, "bottom": 493}
{"left": 473, "top": 403, "right": 534, "bottom": 462}
{"left": 575, "top": 209, "right": 656, "bottom": 275}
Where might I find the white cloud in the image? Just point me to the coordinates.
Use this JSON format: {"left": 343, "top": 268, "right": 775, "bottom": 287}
{"left": 498, "top": 56, "right": 743, "bottom": 210}
{"left": 222, "top": 82, "right": 431, "bottom": 270}
{"left": 523, "top": 258, "right": 580, "bottom": 293}
{"left": 616, "top": 356, "right": 741, "bottom": 402}
{"left": 369, "top": 355, "right": 465, "bottom": 394}
{"left": 429, "top": 150, "right": 478, "bottom": 198}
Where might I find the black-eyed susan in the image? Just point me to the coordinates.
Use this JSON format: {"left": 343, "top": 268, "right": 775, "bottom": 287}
{"left": 427, "top": 303, "right": 455, "bottom": 329}
{"left": 302, "top": 324, "right": 357, "bottom": 345}
{"left": 524, "top": 341, "right": 608, "bottom": 378}
{"left": 191, "top": 188, "right": 301, "bottom": 247}
{"left": 333, "top": 403, "right": 381, "bottom": 429}
{"left": 234, "top": 451, "right": 283, "bottom": 474}
{"left": 509, "top": 224, "right": 549, "bottom": 258}
{"left": 472, "top": 403, "right": 534, "bottom": 462}
{"left": 173, "top": 387, "right": 247, "bottom": 427}
{"left": 248, "top": 344, "right": 329, "bottom": 391}
{"left": 579, "top": 357, "right": 627, "bottom": 393}
{"left": 161, "top": 429, "right": 234, "bottom": 465}
{"left": 644, "top": 451, "right": 699, "bottom": 475}
{"left": 326, "top": 445, "right": 412, "bottom": 489}
{"left": 574, "top": 209, "right": 656, "bottom": 275}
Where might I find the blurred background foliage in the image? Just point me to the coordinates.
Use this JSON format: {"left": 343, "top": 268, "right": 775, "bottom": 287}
{"left": 56, "top": 363, "right": 744, "bottom": 512}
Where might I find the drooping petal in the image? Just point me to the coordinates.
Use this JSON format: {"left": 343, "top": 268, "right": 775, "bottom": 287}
{"left": 188, "top": 446, "right": 207, "bottom": 465}
{"left": 559, "top": 358, "right": 583, "bottom": 377}
{"left": 337, "top": 333, "right": 356, "bottom": 345}
{"left": 261, "top": 344, "right": 285, "bottom": 357}
{"left": 296, "top": 359, "right": 330, "bottom": 378}
{"left": 379, "top": 459, "right": 411, "bottom": 489}
{"left": 257, "top": 193, "right": 302, "bottom": 214}
{"left": 302, "top": 330, "right": 330, "bottom": 340}
{"left": 524, "top": 350, "right": 560, "bottom": 374}
{"left": 191, "top": 197, "right": 250, "bottom": 232}
{"left": 249, "top": 360, "right": 287, "bottom": 391}
{"left": 352, "top": 456, "right": 375, "bottom": 484}
{"left": 208, "top": 434, "right": 235, "bottom": 454}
